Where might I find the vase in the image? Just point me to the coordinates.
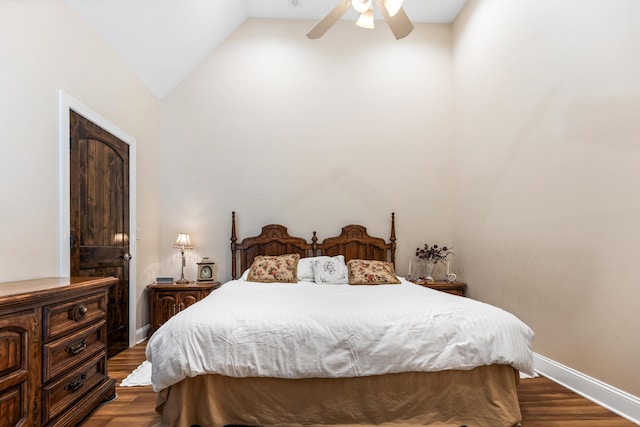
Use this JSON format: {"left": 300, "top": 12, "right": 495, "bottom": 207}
{"left": 409, "top": 259, "right": 437, "bottom": 282}
{"left": 423, "top": 260, "right": 436, "bottom": 281}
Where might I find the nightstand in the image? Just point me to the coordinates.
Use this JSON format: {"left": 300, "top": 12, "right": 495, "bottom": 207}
{"left": 147, "top": 281, "right": 221, "bottom": 334}
{"left": 410, "top": 280, "right": 467, "bottom": 297}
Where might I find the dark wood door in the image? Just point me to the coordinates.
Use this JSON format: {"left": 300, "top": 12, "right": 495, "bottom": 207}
{"left": 70, "top": 110, "right": 129, "bottom": 358}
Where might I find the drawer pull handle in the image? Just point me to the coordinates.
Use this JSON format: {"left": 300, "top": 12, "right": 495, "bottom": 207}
{"left": 65, "top": 373, "right": 87, "bottom": 392}
{"left": 69, "top": 304, "right": 88, "bottom": 322}
{"left": 66, "top": 338, "right": 88, "bottom": 355}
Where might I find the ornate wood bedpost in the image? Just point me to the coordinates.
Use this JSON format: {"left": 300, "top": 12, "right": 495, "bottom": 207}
{"left": 311, "top": 231, "right": 318, "bottom": 256}
{"left": 231, "top": 211, "right": 238, "bottom": 279}
{"left": 390, "top": 212, "right": 396, "bottom": 265}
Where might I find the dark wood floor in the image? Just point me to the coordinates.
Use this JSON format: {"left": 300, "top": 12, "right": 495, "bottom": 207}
{"left": 82, "top": 342, "right": 636, "bottom": 426}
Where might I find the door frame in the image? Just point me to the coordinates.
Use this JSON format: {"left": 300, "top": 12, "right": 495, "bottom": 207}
{"left": 58, "top": 90, "right": 137, "bottom": 348}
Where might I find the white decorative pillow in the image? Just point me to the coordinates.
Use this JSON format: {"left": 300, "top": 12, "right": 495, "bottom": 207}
{"left": 311, "top": 255, "right": 348, "bottom": 284}
{"left": 297, "top": 257, "right": 321, "bottom": 282}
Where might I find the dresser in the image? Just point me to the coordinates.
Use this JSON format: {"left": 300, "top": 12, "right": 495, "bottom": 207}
{"left": 0, "top": 277, "right": 117, "bottom": 427}
{"left": 147, "top": 282, "right": 220, "bottom": 335}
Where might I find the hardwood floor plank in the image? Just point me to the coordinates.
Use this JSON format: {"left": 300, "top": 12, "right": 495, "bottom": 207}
{"left": 81, "top": 343, "right": 637, "bottom": 426}
{"left": 518, "top": 376, "right": 636, "bottom": 426}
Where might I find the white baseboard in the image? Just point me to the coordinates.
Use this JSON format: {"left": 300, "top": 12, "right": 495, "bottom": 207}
{"left": 533, "top": 352, "right": 640, "bottom": 425}
{"left": 135, "top": 324, "right": 150, "bottom": 344}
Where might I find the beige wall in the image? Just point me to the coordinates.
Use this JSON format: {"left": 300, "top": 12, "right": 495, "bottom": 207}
{"left": 0, "top": 0, "right": 161, "bottom": 330}
{"left": 453, "top": 0, "right": 640, "bottom": 396}
{"left": 3, "top": 0, "right": 638, "bottom": 401}
{"left": 159, "top": 19, "right": 455, "bottom": 282}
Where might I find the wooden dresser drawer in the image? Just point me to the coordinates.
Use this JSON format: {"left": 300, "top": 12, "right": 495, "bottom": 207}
{"left": 0, "top": 382, "right": 28, "bottom": 427}
{"left": 0, "top": 310, "right": 33, "bottom": 381}
{"left": 0, "top": 309, "right": 37, "bottom": 427}
{"left": 43, "top": 319, "right": 106, "bottom": 383}
{"left": 42, "top": 291, "right": 107, "bottom": 341}
{"left": 0, "top": 277, "right": 115, "bottom": 427}
{"left": 41, "top": 350, "right": 107, "bottom": 424}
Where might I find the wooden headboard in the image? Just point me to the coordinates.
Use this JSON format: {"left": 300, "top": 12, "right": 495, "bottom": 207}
{"left": 230, "top": 212, "right": 396, "bottom": 280}
{"left": 319, "top": 224, "right": 395, "bottom": 265}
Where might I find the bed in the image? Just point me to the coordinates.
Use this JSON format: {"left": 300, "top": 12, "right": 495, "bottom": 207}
{"left": 146, "top": 212, "right": 534, "bottom": 427}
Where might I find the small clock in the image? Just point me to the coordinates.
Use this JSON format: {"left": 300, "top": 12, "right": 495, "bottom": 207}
{"left": 197, "top": 257, "right": 215, "bottom": 282}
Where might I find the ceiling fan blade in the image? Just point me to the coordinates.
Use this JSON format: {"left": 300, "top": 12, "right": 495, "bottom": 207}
{"left": 376, "top": 0, "right": 414, "bottom": 39}
{"left": 306, "top": 0, "right": 352, "bottom": 39}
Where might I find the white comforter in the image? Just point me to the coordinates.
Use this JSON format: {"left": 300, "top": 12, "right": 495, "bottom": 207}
{"left": 146, "top": 278, "right": 535, "bottom": 392}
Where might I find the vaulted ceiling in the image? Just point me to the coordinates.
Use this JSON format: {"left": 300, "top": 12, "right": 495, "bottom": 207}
{"left": 66, "top": 0, "right": 467, "bottom": 98}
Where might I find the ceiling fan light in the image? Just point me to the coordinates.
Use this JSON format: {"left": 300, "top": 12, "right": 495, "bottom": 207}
{"left": 352, "top": 0, "right": 372, "bottom": 14}
{"left": 383, "top": 0, "right": 403, "bottom": 17}
{"left": 355, "top": 7, "right": 375, "bottom": 29}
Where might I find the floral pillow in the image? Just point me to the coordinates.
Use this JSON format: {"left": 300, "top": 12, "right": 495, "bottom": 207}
{"left": 246, "top": 254, "right": 300, "bottom": 283}
{"left": 311, "top": 255, "right": 349, "bottom": 284}
{"left": 347, "top": 259, "right": 401, "bottom": 285}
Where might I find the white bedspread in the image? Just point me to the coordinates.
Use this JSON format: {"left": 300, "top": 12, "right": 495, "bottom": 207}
{"left": 146, "top": 279, "right": 534, "bottom": 392}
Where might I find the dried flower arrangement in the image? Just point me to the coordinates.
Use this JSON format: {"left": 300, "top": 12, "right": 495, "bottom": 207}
{"left": 415, "top": 244, "right": 453, "bottom": 263}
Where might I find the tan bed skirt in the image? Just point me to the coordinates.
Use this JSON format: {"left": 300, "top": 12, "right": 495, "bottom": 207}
{"left": 156, "top": 365, "right": 522, "bottom": 427}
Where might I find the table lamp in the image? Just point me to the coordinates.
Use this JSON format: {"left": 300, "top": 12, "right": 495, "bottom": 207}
{"left": 173, "top": 233, "right": 193, "bottom": 284}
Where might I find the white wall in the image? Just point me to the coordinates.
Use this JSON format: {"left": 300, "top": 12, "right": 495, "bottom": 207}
{"left": 159, "top": 19, "right": 456, "bottom": 282}
{"left": 0, "top": 0, "right": 161, "bottom": 330}
{"left": 453, "top": 0, "right": 640, "bottom": 396}
{"left": 6, "top": 1, "right": 637, "bottom": 401}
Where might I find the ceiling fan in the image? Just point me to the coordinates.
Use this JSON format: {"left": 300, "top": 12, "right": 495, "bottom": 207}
{"left": 307, "top": 0, "right": 414, "bottom": 40}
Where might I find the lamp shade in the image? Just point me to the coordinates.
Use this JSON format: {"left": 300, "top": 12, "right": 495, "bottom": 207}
{"left": 352, "top": 0, "right": 372, "bottom": 13}
{"left": 383, "top": 0, "right": 403, "bottom": 17}
{"left": 173, "top": 233, "right": 193, "bottom": 249}
{"left": 356, "top": 7, "right": 375, "bottom": 29}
